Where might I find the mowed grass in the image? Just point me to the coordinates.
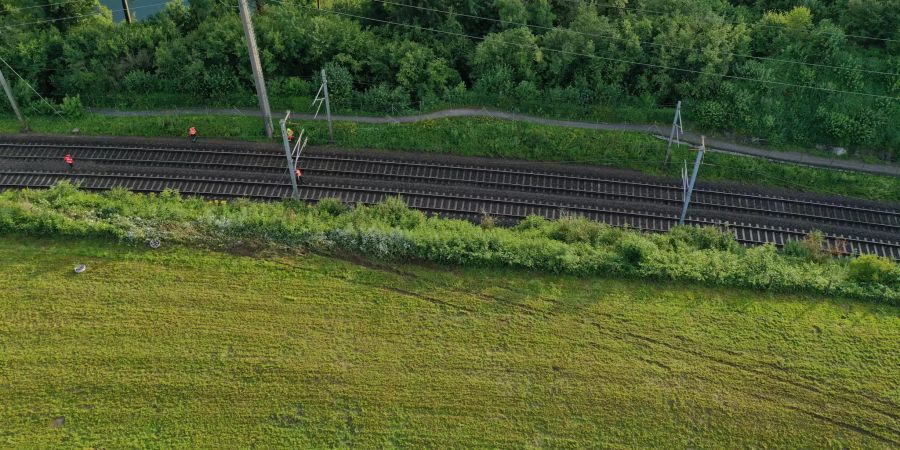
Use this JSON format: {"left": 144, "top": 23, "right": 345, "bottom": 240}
{"left": 1, "top": 236, "right": 899, "bottom": 448}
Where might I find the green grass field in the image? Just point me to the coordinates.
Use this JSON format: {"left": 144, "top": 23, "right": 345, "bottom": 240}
{"left": 1, "top": 236, "right": 898, "bottom": 448}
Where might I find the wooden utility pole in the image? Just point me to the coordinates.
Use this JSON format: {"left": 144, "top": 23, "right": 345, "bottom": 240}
{"left": 0, "top": 66, "right": 28, "bottom": 132}
{"left": 238, "top": 0, "right": 274, "bottom": 138}
{"left": 121, "top": 0, "right": 133, "bottom": 23}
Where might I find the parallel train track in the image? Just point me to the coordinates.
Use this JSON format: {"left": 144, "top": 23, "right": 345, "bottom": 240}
{"left": 2, "top": 140, "right": 899, "bottom": 259}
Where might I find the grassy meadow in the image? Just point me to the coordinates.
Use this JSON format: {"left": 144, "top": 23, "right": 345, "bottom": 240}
{"left": 1, "top": 236, "right": 898, "bottom": 448}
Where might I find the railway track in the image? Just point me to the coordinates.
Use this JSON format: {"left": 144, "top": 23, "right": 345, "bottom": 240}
{"left": 2, "top": 139, "right": 899, "bottom": 259}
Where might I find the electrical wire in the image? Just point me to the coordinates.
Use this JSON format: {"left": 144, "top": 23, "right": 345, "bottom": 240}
{"left": 0, "top": 53, "right": 75, "bottom": 129}
{"left": 369, "top": 0, "right": 897, "bottom": 78}
{"left": 0, "top": 0, "right": 92, "bottom": 14}
{"left": 587, "top": 1, "right": 900, "bottom": 44}
{"left": 0, "top": 1, "right": 171, "bottom": 29}
{"left": 277, "top": 1, "right": 898, "bottom": 101}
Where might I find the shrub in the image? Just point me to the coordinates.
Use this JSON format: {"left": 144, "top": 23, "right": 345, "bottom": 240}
{"left": 849, "top": 254, "right": 898, "bottom": 284}
{"left": 782, "top": 230, "right": 828, "bottom": 262}
{"left": 61, "top": 95, "right": 85, "bottom": 118}
{"left": 547, "top": 215, "right": 606, "bottom": 244}
{"left": 666, "top": 226, "right": 739, "bottom": 252}
{"left": 480, "top": 213, "right": 496, "bottom": 230}
{"left": 316, "top": 198, "right": 349, "bottom": 216}
{"left": 1, "top": 186, "right": 898, "bottom": 304}
{"left": 122, "top": 70, "right": 158, "bottom": 93}
{"left": 270, "top": 77, "right": 312, "bottom": 97}
{"left": 615, "top": 234, "right": 658, "bottom": 268}
{"left": 318, "top": 62, "right": 353, "bottom": 107}
{"left": 365, "top": 196, "right": 424, "bottom": 229}
{"left": 356, "top": 84, "right": 411, "bottom": 114}
{"left": 696, "top": 100, "right": 728, "bottom": 129}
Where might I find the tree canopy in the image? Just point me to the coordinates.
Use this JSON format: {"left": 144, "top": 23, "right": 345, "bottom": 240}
{"left": 1, "top": 0, "right": 898, "bottom": 156}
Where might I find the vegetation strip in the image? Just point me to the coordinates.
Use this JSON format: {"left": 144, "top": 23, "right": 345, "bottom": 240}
{"left": 86, "top": 107, "right": 900, "bottom": 177}
{"left": 4, "top": 136, "right": 899, "bottom": 256}
{"left": 1, "top": 184, "right": 897, "bottom": 303}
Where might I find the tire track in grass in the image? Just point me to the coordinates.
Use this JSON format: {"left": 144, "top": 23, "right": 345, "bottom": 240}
{"left": 584, "top": 321, "right": 900, "bottom": 444}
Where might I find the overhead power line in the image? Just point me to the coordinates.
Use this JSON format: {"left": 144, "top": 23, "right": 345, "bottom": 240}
{"left": 588, "top": 1, "right": 900, "bottom": 44}
{"left": 0, "top": 1, "right": 171, "bottom": 29}
{"left": 371, "top": 0, "right": 897, "bottom": 78}
{"left": 278, "top": 1, "right": 898, "bottom": 101}
{"left": 0, "top": 0, "right": 89, "bottom": 14}
{"left": 0, "top": 53, "right": 74, "bottom": 128}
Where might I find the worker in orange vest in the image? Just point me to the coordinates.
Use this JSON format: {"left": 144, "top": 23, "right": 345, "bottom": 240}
{"left": 295, "top": 167, "right": 303, "bottom": 186}
{"left": 287, "top": 128, "right": 295, "bottom": 142}
{"left": 63, "top": 153, "right": 74, "bottom": 170}
{"left": 189, "top": 126, "right": 198, "bottom": 143}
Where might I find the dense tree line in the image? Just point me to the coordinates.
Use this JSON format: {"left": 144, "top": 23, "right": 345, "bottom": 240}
{"left": 1, "top": 0, "right": 898, "bottom": 157}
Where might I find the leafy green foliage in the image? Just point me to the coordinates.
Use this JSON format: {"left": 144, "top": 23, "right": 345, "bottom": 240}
{"left": 2, "top": 184, "right": 898, "bottom": 303}
{"left": 849, "top": 254, "right": 899, "bottom": 284}
{"left": 5, "top": 1, "right": 896, "bottom": 156}
{"left": 61, "top": 94, "right": 85, "bottom": 118}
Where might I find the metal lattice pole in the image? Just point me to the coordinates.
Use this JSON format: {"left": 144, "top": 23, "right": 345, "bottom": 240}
{"left": 679, "top": 136, "right": 705, "bottom": 226}
{"left": 280, "top": 111, "right": 300, "bottom": 199}
{"left": 663, "top": 100, "right": 682, "bottom": 168}
{"left": 321, "top": 69, "right": 334, "bottom": 144}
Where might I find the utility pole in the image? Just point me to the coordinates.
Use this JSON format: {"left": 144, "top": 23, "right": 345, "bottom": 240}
{"left": 321, "top": 68, "right": 334, "bottom": 144}
{"left": 121, "top": 0, "right": 133, "bottom": 23}
{"left": 663, "top": 100, "right": 683, "bottom": 168}
{"left": 238, "top": 0, "right": 274, "bottom": 138}
{"left": 679, "top": 136, "right": 705, "bottom": 226}
{"left": 0, "top": 66, "right": 27, "bottom": 132}
{"left": 279, "top": 111, "right": 300, "bottom": 199}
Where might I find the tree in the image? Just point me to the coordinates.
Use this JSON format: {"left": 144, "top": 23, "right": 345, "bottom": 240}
{"left": 472, "top": 27, "right": 542, "bottom": 83}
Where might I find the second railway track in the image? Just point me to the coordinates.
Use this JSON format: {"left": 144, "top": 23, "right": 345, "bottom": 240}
{"left": 2, "top": 138, "right": 899, "bottom": 259}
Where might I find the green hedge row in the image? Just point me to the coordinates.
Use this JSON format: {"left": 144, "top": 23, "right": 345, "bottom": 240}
{"left": 1, "top": 184, "right": 897, "bottom": 304}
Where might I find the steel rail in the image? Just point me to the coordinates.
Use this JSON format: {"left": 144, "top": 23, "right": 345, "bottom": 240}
{"left": 2, "top": 169, "right": 898, "bottom": 259}
{"left": 2, "top": 142, "right": 897, "bottom": 233}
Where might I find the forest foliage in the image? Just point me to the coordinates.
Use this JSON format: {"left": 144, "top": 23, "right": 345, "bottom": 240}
{"left": 0, "top": 0, "right": 898, "bottom": 157}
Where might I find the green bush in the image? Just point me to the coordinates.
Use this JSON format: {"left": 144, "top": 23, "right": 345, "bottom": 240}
{"left": 61, "top": 95, "right": 85, "bottom": 118}
{"left": 849, "top": 254, "right": 898, "bottom": 284}
{"left": 782, "top": 231, "right": 829, "bottom": 262}
{"left": 615, "top": 235, "right": 659, "bottom": 268}
{"left": 1, "top": 184, "right": 898, "bottom": 304}
{"left": 664, "top": 226, "right": 740, "bottom": 252}
{"left": 316, "top": 198, "right": 349, "bottom": 216}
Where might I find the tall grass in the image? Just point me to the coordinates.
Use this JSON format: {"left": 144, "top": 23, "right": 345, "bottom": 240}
{"left": 1, "top": 184, "right": 897, "bottom": 303}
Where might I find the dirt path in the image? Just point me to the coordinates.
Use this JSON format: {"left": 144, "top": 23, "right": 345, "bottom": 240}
{"left": 87, "top": 107, "right": 900, "bottom": 177}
